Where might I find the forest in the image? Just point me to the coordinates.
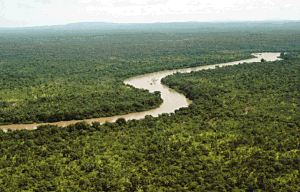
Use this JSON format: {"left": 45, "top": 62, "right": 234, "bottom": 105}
{"left": 0, "top": 25, "right": 266, "bottom": 125}
{"left": 1, "top": 22, "right": 300, "bottom": 125}
{"left": 0, "top": 22, "right": 300, "bottom": 191}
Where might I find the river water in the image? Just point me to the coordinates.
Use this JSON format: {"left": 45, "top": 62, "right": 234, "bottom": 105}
{"left": 0, "top": 53, "right": 281, "bottom": 131}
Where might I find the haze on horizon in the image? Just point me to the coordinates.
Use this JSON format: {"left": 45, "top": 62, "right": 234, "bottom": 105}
{"left": 0, "top": 0, "right": 299, "bottom": 28}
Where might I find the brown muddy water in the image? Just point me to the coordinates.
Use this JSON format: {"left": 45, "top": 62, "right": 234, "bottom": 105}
{"left": 0, "top": 53, "right": 281, "bottom": 131}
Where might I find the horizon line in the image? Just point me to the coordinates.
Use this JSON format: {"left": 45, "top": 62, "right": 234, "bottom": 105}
{"left": 1, "top": 19, "right": 299, "bottom": 29}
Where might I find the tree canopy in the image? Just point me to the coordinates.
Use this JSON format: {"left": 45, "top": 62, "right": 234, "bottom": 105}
{"left": 0, "top": 24, "right": 300, "bottom": 191}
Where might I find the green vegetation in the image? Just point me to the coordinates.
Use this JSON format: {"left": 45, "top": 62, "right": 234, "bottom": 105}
{"left": 0, "top": 23, "right": 300, "bottom": 190}
{"left": 0, "top": 31, "right": 258, "bottom": 125}
{"left": 1, "top": 52, "right": 299, "bottom": 191}
{"left": 2, "top": 23, "right": 300, "bottom": 125}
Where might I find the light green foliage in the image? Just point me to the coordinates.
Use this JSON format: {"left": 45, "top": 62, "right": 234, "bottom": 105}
{"left": 0, "top": 24, "right": 300, "bottom": 191}
{"left": 0, "top": 31, "right": 259, "bottom": 124}
{"left": 0, "top": 53, "right": 299, "bottom": 191}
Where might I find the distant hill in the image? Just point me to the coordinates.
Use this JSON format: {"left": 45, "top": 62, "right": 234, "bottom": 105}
{"left": 0, "top": 20, "right": 299, "bottom": 35}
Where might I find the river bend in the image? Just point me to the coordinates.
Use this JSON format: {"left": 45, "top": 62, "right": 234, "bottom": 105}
{"left": 0, "top": 53, "right": 281, "bottom": 131}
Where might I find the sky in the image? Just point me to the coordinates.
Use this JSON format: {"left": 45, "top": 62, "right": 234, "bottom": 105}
{"left": 0, "top": 0, "right": 299, "bottom": 27}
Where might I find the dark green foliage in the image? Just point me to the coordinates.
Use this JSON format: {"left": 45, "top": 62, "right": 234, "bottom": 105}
{"left": 0, "top": 31, "right": 257, "bottom": 125}
{"left": 1, "top": 24, "right": 300, "bottom": 191}
{"left": 0, "top": 53, "right": 299, "bottom": 191}
{"left": 116, "top": 118, "right": 126, "bottom": 126}
{"left": 2, "top": 24, "right": 300, "bottom": 124}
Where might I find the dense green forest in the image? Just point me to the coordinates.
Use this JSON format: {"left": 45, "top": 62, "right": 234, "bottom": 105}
{"left": 0, "top": 34, "right": 248, "bottom": 125}
{"left": 1, "top": 23, "right": 300, "bottom": 124}
{"left": 0, "top": 52, "right": 299, "bottom": 191}
{"left": 1, "top": 22, "right": 300, "bottom": 191}
{"left": 0, "top": 29, "right": 266, "bottom": 125}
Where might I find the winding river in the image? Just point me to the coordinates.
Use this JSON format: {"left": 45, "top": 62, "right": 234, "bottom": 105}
{"left": 0, "top": 53, "right": 281, "bottom": 131}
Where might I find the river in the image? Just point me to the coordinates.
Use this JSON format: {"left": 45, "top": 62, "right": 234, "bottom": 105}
{"left": 0, "top": 52, "right": 281, "bottom": 131}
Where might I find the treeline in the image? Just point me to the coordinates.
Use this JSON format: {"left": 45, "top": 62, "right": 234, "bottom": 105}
{"left": 0, "top": 52, "right": 299, "bottom": 191}
{"left": 0, "top": 24, "right": 300, "bottom": 125}
{"left": 0, "top": 29, "right": 261, "bottom": 125}
{"left": 0, "top": 85, "right": 162, "bottom": 124}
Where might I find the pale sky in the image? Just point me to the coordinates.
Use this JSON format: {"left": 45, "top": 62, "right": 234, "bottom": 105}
{"left": 0, "top": 0, "right": 299, "bottom": 27}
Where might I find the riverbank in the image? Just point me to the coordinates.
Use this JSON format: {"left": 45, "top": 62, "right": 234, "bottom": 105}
{"left": 0, "top": 52, "right": 281, "bottom": 131}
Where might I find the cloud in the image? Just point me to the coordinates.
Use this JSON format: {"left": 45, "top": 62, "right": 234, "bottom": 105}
{"left": 285, "top": 4, "right": 293, "bottom": 8}
{"left": 78, "top": 0, "right": 93, "bottom": 4}
{"left": 1, "top": 0, "right": 300, "bottom": 27}
{"left": 17, "top": 3, "right": 35, "bottom": 8}
{"left": 263, "top": 0, "right": 275, "bottom": 5}
{"left": 78, "top": 0, "right": 167, "bottom": 7}
{"left": 34, "top": 0, "right": 52, "bottom": 4}
{"left": 113, "top": 0, "right": 167, "bottom": 6}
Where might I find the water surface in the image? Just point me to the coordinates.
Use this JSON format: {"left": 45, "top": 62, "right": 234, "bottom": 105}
{"left": 0, "top": 53, "right": 281, "bottom": 131}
